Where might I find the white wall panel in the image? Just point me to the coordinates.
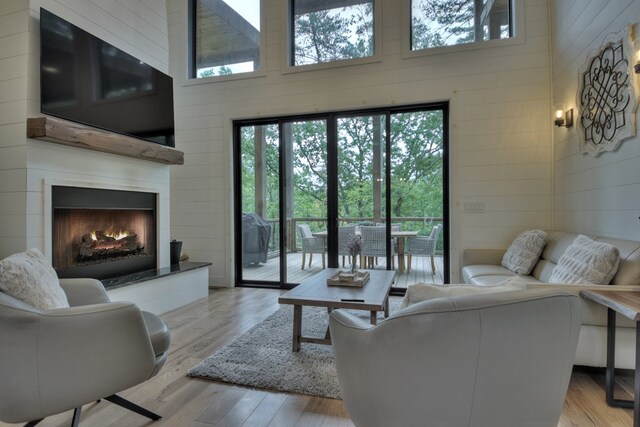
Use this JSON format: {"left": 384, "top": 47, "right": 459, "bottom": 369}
{"left": 550, "top": 0, "right": 640, "bottom": 240}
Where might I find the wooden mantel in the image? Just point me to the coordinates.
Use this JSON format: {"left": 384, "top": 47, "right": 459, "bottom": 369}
{"left": 26, "top": 116, "right": 184, "bottom": 165}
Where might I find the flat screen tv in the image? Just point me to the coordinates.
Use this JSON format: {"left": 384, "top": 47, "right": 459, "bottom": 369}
{"left": 40, "top": 8, "right": 175, "bottom": 147}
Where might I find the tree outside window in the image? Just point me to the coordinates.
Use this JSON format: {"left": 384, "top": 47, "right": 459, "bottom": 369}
{"left": 411, "top": 0, "right": 512, "bottom": 50}
{"left": 291, "top": 0, "right": 374, "bottom": 66}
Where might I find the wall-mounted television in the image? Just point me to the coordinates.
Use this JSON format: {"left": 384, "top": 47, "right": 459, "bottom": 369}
{"left": 40, "top": 8, "right": 175, "bottom": 147}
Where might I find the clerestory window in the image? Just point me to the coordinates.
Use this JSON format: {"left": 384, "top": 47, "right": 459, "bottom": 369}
{"left": 190, "top": 0, "right": 261, "bottom": 78}
{"left": 410, "top": 0, "right": 513, "bottom": 51}
{"left": 290, "top": 0, "right": 375, "bottom": 67}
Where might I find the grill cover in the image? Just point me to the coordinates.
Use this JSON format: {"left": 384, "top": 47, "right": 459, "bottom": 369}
{"left": 242, "top": 213, "right": 272, "bottom": 265}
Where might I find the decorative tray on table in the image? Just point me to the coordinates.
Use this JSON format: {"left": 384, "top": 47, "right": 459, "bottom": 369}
{"left": 327, "top": 270, "right": 370, "bottom": 288}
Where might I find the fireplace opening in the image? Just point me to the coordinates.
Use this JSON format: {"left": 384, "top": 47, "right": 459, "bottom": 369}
{"left": 52, "top": 186, "right": 157, "bottom": 280}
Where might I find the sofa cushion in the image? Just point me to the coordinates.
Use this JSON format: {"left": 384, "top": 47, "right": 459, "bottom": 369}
{"left": 501, "top": 230, "right": 547, "bottom": 275}
{"left": 462, "top": 264, "right": 513, "bottom": 283}
{"left": 469, "top": 274, "right": 544, "bottom": 286}
{"left": 401, "top": 276, "right": 527, "bottom": 308}
{"left": 540, "top": 231, "right": 579, "bottom": 265}
{"left": 0, "top": 248, "right": 69, "bottom": 310}
{"left": 549, "top": 235, "right": 620, "bottom": 285}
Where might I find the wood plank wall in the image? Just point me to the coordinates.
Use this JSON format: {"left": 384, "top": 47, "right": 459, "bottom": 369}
{"left": 0, "top": 1, "right": 30, "bottom": 257}
{"left": 551, "top": 0, "right": 640, "bottom": 239}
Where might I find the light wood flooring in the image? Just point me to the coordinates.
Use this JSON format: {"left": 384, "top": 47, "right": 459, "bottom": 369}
{"left": 243, "top": 254, "right": 444, "bottom": 288}
{"left": 1, "top": 287, "right": 634, "bottom": 427}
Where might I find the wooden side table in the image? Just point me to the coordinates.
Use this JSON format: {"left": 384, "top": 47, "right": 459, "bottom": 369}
{"left": 581, "top": 290, "right": 640, "bottom": 426}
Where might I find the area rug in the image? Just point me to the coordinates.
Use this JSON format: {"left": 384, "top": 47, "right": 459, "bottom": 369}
{"left": 187, "top": 299, "right": 401, "bottom": 399}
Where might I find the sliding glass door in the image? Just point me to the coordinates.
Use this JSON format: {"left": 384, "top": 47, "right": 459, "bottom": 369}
{"left": 336, "top": 114, "right": 390, "bottom": 269}
{"left": 237, "top": 124, "right": 281, "bottom": 284}
{"left": 283, "top": 119, "right": 328, "bottom": 285}
{"left": 234, "top": 103, "right": 448, "bottom": 290}
{"left": 389, "top": 109, "right": 445, "bottom": 283}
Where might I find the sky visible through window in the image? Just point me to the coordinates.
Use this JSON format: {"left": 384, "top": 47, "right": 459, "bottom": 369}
{"left": 197, "top": 0, "right": 261, "bottom": 77}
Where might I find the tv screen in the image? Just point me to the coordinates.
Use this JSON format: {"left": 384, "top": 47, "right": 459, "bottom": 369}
{"left": 40, "top": 8, "right": 175, "bottom": 147}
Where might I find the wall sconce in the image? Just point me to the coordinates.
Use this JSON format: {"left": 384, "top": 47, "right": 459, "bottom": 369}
{"left": 634, "top": 38, "right": 640, "bottom": 74}
{"left": 554, "top": 104, "right": 574, "bottom": 128}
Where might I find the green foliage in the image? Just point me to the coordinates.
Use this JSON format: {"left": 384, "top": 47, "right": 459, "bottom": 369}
{"left": 239, "top": 111, "right": 444, "bottom": 227}
{"left": 293, "top": 3, "right": 373, "bottom": 65}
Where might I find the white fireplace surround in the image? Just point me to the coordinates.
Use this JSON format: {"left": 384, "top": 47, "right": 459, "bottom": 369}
{"left": 38, "top": 177, "right": 208, "bottom": 315}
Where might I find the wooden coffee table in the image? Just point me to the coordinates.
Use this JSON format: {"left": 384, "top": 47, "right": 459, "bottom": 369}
{"left": 278, "top": 268, "right": 396, "bottom": 352}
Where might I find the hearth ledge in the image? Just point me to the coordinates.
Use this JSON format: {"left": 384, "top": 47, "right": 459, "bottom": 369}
{"left": 104, "top": 262, "right": 211, "bottom": 315}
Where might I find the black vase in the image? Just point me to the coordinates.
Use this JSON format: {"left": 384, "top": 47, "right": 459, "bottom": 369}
{"left": 170, "top": 241, "right": 183, "bottom": 265}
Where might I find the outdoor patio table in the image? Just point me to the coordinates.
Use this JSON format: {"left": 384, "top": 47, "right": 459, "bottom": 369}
{"left": 312, "top": 230, "right": 418, "bottom": 274}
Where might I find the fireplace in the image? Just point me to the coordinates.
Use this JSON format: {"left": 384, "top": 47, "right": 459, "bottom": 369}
{"left": 52, "top": 186, "right": 157, "bottom": 279}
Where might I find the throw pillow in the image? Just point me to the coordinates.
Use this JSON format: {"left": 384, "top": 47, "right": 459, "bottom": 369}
{"left": 0, "top": 248, "right": 69, "bottom": 310}
{"left": 548, "top": 235, "right": 620, "bottom": 285}
{"left": 400, "top": 275, "right": 527, "bottom": 309}
{"left": 501, "top": 230, "right": 547, "bottom": 275}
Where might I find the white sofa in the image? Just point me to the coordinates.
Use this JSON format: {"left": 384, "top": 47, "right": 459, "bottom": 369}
{"left": 462, "top": 230, "right": 640, "bottom": 369}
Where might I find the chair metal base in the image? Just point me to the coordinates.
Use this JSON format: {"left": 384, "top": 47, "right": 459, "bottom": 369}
{"left": 104, "top": 394, "right": 161, "bottom": 421}
{"left": 24, "top": 394, "right": 160, "bottom": 427}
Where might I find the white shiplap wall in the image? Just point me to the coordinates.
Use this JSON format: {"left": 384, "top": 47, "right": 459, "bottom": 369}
{"left": 0, "top": 1, "right": 30, "bottom": 256}
{"left": 0, "top": 0, "right": 173, "bottom": 268}
{"left": 551, "top": 0, "right": 640, "bottom": 240}
{"left": 167, "top": 0, "right": 553, "bottom": 285}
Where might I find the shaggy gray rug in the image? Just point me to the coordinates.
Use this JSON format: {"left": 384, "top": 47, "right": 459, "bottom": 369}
{"left": 187, "top": 299, "right": 401, "bottom": 399}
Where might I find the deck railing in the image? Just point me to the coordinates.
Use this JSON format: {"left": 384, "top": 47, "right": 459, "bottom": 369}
{"left": 263, "top": 217, "right": 444, "bottom": 257}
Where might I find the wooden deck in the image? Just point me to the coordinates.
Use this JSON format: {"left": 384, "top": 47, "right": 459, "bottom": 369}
{"left": 242, "top": 253, "right": 444, "bottom": 288}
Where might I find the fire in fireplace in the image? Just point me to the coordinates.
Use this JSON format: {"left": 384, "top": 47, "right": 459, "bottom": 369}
{"left": 80, "top": 229, "right": 143, "bottom": 261}
{"left": 52, "top": 186, "right": 157, "bottom": 280}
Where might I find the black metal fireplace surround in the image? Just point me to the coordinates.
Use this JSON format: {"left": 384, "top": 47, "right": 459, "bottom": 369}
{"left": 52, "top": 186, "right": 157, "bottom": 280}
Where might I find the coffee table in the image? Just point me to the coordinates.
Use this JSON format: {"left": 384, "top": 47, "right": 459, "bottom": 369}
{"left": 278, "top": 268, "right": 396, "bottom": 352}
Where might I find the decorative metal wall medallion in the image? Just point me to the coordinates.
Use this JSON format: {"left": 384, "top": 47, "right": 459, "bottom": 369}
{"left": 576, "top": 26, "right": 638, "bottom": 156}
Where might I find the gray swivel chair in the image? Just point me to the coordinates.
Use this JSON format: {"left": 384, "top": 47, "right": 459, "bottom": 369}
{"left": 0, "top": 278, "right": 170, "bottom": 426}
{"left": 330, "top": 289, "right": 581, "bottom": 427}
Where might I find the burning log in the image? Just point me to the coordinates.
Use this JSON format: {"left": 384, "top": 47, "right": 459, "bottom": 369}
{"left": 79, "top": 230, "right": 144, "bottom": 260}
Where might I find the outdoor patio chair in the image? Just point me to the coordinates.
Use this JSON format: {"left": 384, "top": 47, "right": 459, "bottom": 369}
{"left": 297, "top": 224, "right": 326, "bottom": 270}
{"left": 338, "top": 225, "right": 357, "bottom": 267}
{"left": 360, "top": 226, "right": 395, "bottom": 269}
{"left": 406, "top": 224, "right": 442, "bottom": 273}
{"left": 374, "top": 223, "right": 400, "bottom": 265}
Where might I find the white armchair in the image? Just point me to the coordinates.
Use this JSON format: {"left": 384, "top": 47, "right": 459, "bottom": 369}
{"left": 0, "top": 278, "right": 169, "bottom": 426}
{"left": 329, "top": 289, "right": 581, "bottom": 427}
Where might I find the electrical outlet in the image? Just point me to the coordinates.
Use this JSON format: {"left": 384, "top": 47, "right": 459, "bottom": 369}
{"left": 464, "top": 202, "right": 485, "bottom": 213}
